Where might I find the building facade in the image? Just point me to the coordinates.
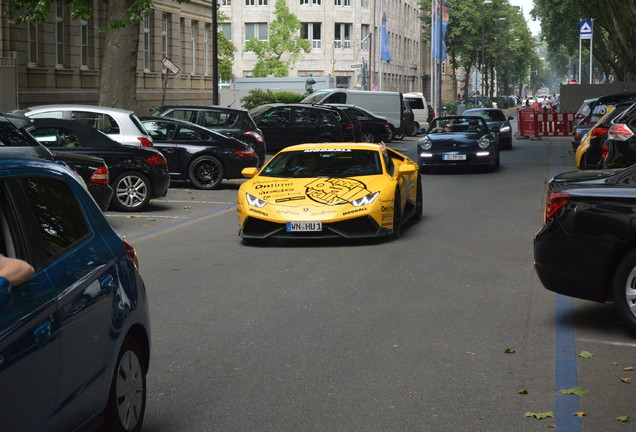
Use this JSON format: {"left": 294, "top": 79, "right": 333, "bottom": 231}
{"left": 0, "top": 0, "right": 457, "bottom": 113}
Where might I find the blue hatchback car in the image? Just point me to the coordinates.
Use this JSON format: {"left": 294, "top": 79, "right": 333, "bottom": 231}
{"left": 0, "top": 157, "right": 150, "bottom": 431}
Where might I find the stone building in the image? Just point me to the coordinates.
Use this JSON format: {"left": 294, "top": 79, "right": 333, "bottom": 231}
{"left": 0, "top": 0, "right": 457, "bottom": 113}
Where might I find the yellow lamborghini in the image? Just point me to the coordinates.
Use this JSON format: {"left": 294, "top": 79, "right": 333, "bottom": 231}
{"left": 237, "top": 143, "right": 421, "bottom": 240}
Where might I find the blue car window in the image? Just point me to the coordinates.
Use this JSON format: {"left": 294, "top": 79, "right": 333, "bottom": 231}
{"left": 19, "top": 176, "right": 90, "bottom": 260}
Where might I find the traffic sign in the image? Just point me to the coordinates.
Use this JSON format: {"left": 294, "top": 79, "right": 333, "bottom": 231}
{"left": 350, "top": 63, "right": 363, "bottom": 69}
{"left": 161, "top": 57, "right": 180, "bottom": 75}
{"left": 580, "top": 20, "right": 592, "bottom": 40}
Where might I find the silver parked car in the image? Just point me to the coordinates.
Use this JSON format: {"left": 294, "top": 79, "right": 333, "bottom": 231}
{"left": 18, "top": 104, "right": 154, "bottom": 148}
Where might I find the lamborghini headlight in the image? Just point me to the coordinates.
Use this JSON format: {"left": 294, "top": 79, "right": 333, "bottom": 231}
{"left": 352, "top": 192, "right": 380, "bottom": 207}
{"left": 246, "top": 193, "right": 267, "bottom": 208}
{"left": 478, "top": 136, "right": 491, "bottom": 149}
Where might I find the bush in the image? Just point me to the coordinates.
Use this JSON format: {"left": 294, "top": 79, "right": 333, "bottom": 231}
{"left": 240, "top": 89, "right": 305, "bottom": 110}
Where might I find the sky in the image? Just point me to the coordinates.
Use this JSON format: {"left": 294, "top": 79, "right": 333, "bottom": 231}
{"left": 508, "top": 0, "right": 541, "bottom": 35}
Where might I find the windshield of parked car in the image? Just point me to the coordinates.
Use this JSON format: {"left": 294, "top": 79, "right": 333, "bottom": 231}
{"left": 260, "top": 149, "right": 383, "bottom": 178}
{"left": 428, "top": 117, "right": 487, "bottom": 134}
{"left": 463, "top": 109, "right": 506, "bottom": 122}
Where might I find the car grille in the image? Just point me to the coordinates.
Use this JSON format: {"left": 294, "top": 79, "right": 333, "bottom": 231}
{"left": 241, "top": 216, "right": 385, "bottom": 239}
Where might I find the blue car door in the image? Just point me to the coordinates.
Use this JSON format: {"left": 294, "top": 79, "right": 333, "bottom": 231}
{"left": 0, "top": 177, "right": 60, "bottom": 432}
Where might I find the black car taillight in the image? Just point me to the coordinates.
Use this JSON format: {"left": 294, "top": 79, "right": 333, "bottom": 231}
{"left": 138, "top": 137, "right": 154, "bottom": 147}
{"left": 544, "top": 192, "right": 570, "bottom": 223}
{"left": 235, "top": 148, "right": 257, "bottom": 157}
{"left": 244, "top": 130, "right": 265, "bottom": 144}
{"left": 590, "top": 126, "right": 608, "bottom": 137}
{"left": 145, "top": 153, "right": 166, "bottom": 166}
{"left": 601, "top": 143, "right": 609, "bottom": 160}
{"left": 90, "top": 165, "right": 109, "bottom": 184}
{"left": 124, "top": 240, "right": 139, "bottom": 270}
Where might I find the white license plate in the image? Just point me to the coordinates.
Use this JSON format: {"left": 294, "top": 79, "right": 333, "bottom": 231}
{"left": 286, "top": 221, "right": 322, "bottom": 232}
{"left": 442, "top": 154, "right": 467, "bottom": 161}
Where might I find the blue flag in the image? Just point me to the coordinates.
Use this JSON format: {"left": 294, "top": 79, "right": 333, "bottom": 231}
{"left": 380, "top": 8, "right": 391, "bottom": 63}
{"left": 432, "top": 0, "right": 449, "bottom": 61}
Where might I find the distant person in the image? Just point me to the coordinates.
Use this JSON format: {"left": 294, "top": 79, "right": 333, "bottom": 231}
{"left": 305, "top": 73, "right": 316, "bottom": 95}
{"left": 0, "top": 253, "right": 34, "bottom": 287}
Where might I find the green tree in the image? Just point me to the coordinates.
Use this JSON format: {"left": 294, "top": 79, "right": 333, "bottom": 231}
{"left": 244, "top": 0, "right": 310, "bottom": 77}
{"left": 7, "top": 0, "right": 236, "bottom": 110}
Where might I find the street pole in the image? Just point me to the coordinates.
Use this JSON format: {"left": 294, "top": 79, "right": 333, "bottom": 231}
{"left": 212, "top": 0, "right": 219, "bottom": 105}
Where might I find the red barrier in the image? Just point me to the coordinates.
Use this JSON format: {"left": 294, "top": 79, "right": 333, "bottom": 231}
{"left": 517, "top": 109, "right": 574, "bottom": 139}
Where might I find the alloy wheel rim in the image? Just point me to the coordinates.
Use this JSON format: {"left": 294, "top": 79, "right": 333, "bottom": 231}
{"left": 116, "top": 176, "right": 147, "bottom": 208}
{"left": 194, "top": 161, "right": 220, "bottom": 187}
{"left": 625, "top": 268, "right": 636, "bottom": 318}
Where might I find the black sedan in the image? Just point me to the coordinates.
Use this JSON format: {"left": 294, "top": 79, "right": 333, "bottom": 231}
{"left": 26, "top": 118, "right": 170, "bottom": 211}
{"left": 417, "top": 116, "right": 500, "bottom": 172}
{"left": 462, "top": 108, "right": 513, "bottom": 149}
{"left": 326, "top": 104, "right": 391, "bottom": 143}
{"left": 534, "top": 165, "right": 636, "bottom": 334}
{"left": 140, "top": 117, "right": 260, "bottom": 190}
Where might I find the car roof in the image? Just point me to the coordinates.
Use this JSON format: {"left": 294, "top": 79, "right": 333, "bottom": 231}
{"left": 158, "top": 105, "right": 248, "bottom": 113}
{"left": 28, "top": 118, "right": 122, "bottom": 146}
{"left": 277, "top": 143, "right": 387, "bottom": 153}
{"left": 463, "top": 108, "right": 502, "bottom": 112}
{"left": 596, "top": 92, "right": 636, "bottom": 103}
{"left": 25, "top": 104, "right": 136, "bottom": 115}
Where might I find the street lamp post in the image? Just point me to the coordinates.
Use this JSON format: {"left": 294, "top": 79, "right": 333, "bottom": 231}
{"left": 481, "top": 0, "right": 492, "bottom": 96}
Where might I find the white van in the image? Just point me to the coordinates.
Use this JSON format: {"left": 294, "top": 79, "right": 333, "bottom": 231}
{"left": 302, "top": 89, "right": 403, "bottom": 136}
{"left": 403, "top": 92, "right": 429, "bottom": 130}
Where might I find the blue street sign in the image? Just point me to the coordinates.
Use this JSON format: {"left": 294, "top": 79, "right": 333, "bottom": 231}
{"left": 580, "top": 20, "right": 592, "bottom": 40}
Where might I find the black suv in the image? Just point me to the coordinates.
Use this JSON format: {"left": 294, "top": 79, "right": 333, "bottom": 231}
{"left": 150, "top": 105, "right": 266, "bottom": 165}
{"left": 249, "top": 103, "right": 356, "bottom": 153}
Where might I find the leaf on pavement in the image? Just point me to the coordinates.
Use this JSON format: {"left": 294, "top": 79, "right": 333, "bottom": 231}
{"left": 572, "top": 411, "right": 587, "bottom": 417}
{"left": 558, "top": 387, "right": 589, "bottom": 396}
{"left": 518, "top": 389, "right": 528, "bottom": 394}
{"left": 620, "top": 377, "right": 631, "bottom": 383}
{"left": 524, "top": 412, "right": 554, "bottom": 420}
{"left": 183, "top": 206, "right": 192, "bottom": 209}
{"left": 504, "top": 348, "right": 516, "bottom": 354}
{"left": 610, "top": 361, "right": 619, "bottom": 366}
{"left": 623, "top": 366, "right": 634, "bottom": 371}
{"left": 578, "top": 351, "right": 594, "bottom": 358}
{"left": 616, "top": 416, "right": 630, "bottom": 422}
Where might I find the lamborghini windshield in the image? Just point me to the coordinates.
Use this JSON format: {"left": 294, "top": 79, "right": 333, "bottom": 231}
{"left": 261, "top": 149, "right": 383, "bottom": 178}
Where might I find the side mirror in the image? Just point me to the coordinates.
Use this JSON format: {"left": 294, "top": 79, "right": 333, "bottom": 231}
{"left": 508, "top": 116, "right": 514, "bottom": 121}
{"left": 242, "top": 167, "right": 259, "bottom": 178}
{"left": 398, "top": 165, "right": 417, "bottom": 175}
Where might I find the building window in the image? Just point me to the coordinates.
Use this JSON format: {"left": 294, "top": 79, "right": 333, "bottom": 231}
{"left": 191, "top": 21, "right": 198, "bottom": 74}
{"left": 335, "top": 0, "right": 350, "bottom": 5}
{"left": 312, "top": 0, "right": 322, "bottom": 4}
{"left": 245, "top": 0, "right": 255, "bottom": 5}
{"left": 162, "top": 13, "right": 170, "bottom": 58}
{"left": 143, "top": 12, "right": 153, "bottom": 72}
{"left": 27, "top": 22, "right": 40, "bottom": 67}
{"left": 180, "top": 18, "right": 186, "bottom": 66}
{"left": 80, "top": 19, "right": 90, "bottom": 69}
{"left": 361, "top": 24, "right": 369, "bottom": 50}
{"left": 245, "top": 23, "right": 268, "bottom": 42}
{"left": 55, "top": 2, "right": 66, "bottom": 68}
{"left": 258, "top": 0, "right": 268, "bottom": 4}
{"left": 220, "top": 0, "right": 231, "bottom": 4}
{"left": 361, "top": 0, "right": 368, "bottom": 8}
{"left": 336, "top": 76, "right": 349, "bottom": 88}
{"left": 334, "top": 23, "right": 351, "bottom": 49}
{"left": 301, "top": 23, "right": 321, "bottom": 49}
{"left": 220, "top": 23, "right": 232, "bottom": 41}
{"left": 300, "top": 0, "right": 309, "bottom": 4}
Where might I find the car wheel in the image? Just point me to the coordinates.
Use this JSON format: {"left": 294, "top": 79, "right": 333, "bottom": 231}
{"left": 103, "top": 337, "right": 146, "bottom": 432}
{"left": 409, "top": 122, "right": 420, "bottom": 136}
{"left": 188, "top": 156, "right": 224, "bottom": 190}
{"left": 391, "top": 189, "right": 402, "bottom": 239}
{"left": 393, "top": 127, "right": 405, "bottom": 140}
{"left": 385, "top": 126, "right": 394, "bottom": 142}
{"left": 361, "top": 131, "right": 375, "bottom": 143}
{"left": 414, "top": 176, "right": 423, "bottom": 220}
{"left": 111, "top": 171, "right": 151, "bottom": 212}
{"left": 612, "top": 249, "right": 636, "bottom": 335}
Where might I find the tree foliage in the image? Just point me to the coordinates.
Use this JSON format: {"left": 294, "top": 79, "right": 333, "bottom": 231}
{"left": 244, "top": 0, "right": 310, "bottom": 77}
{"left": 531, "top": 0, "right": 636, "bottom": 81}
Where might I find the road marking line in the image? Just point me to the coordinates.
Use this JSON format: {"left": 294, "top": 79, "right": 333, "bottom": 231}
{"left": 576, "top": 338, "right": 636, "bottom": 348}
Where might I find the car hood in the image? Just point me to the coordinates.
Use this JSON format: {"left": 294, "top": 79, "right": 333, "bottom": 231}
{"left": 240, "top": 175, "right": 387, "bottom": 220}
{"left": 423, "top": 132, "right": 487, "bottom": 148}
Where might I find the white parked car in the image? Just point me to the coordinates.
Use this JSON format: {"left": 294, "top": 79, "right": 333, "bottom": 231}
{"left": 19, "top": 104, "right": 154, "bottom": 148}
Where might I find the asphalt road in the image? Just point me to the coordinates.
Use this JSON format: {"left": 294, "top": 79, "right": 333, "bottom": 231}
{"left": 105, "top": 131, "right": 636, "bottom": 431}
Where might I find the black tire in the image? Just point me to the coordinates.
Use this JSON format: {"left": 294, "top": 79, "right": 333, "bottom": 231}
{"left": 393, "top": 126, "right": 405, "bottom": 140}
{"left": 188, "top": 156, "right": 224, "bottom": 190}
{"left": 391, "top": 189, "right": 402, "bottom": 239}
{"left": 111, "top": 171, "right": 151, "bottom": 212}
{"left": 103, "top": 337, "right": 146, "bottom": 432}
{"left": 612, "top": 249, "right": 636, "bottom": 335}
{"left": 414, "top": 176, "right": 423, "bottom": 221}
{"left": 386, "top": 126, "right": 394, "bottom": 142}
{"left": 361, "top": 131, "right": 375, "bottom": 143}
{"left": 409, "top": 122, "right": 420, "bottom": 136}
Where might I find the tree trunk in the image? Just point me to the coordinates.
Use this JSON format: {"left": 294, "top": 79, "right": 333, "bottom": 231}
{"left": 99, "top": 0, "right": 140, "bottom": 111}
